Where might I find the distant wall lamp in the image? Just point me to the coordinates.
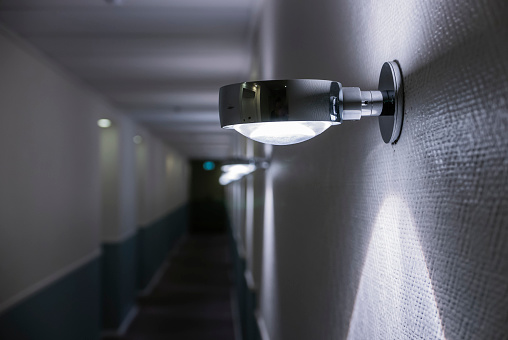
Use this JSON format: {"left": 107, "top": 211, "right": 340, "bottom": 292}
{"left": 219, "top": 61, "right": 403, "bottom": 145}
{"left": 97, "top": 119, "right": 112, "bottom": 128}
{"left": 133, "top": 135, "right": 143, "bottom": 144}
{"left": 219, "top": 158, "right": 270, "bottom": 185}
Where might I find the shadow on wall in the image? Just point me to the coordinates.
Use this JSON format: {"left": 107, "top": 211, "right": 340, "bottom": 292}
{"left": 189, "top": 160, "right": 228, "bottom": 233}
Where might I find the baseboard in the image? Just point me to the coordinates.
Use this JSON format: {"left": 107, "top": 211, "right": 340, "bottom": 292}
{"left": 0, "top": 257, "right": 101, "bottom": 340}
{"left": 0, "top": 249, "right": 101, "bottom": 314}
{"left": 102, "top": 228, "right": 138, "bottom": 244}
{"left": 101, "top": 306, "right": 138, "bottom": 338}
{"left": 255, "top": 310, "right": 271, "bottom": 340}
{"left": 139, "top": 233, "right": 187, "bottom": 296}
{"left": 139, "top": 260, "right": 169, "bottom": 297}
{"left": 230, "top": 288, "right": 243, "bottom": 340}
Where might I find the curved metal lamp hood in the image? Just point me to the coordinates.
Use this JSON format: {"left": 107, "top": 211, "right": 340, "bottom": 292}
{"left": 219, "top": 61, "right": 404, "bottom": 145}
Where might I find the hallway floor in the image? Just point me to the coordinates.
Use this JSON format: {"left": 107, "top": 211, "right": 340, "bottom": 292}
{"left": 107, "top": 234, "right": 236, "bottom": 340}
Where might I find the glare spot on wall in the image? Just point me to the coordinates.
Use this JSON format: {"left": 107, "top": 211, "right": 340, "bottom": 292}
{"left": 166, "top": 154, "right": 175, "bottom": 174}
{"left": 260, "top": 166, "right": 280, "bottom": 334}
{"left": 262, "top": 168, "right": 275, "bottom": 272}
{"left": 347, "top": 195, "right": 445, "bottom": 340}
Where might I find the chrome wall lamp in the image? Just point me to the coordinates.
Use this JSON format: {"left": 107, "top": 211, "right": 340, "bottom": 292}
{"left": 219, "top": 158, "right": 270, "bottom": 185}
{"left": 219, "top": 61, "right": 403, "bottom": 145}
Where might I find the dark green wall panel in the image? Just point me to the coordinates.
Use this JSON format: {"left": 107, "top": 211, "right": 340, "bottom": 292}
{"left": 0, "top": 257, "right": 101, "bottom": 340}
{"left": 101, "top": 233, "right": 138, "bottom": 329}
{"left": 0, "top": 205, "right": 189, "bottom": 340}
{"left": 230, "top": 228, "right": 261, "bottom": 340}
{"left": 138, "top": 205, "right": 189, "bottom": 289}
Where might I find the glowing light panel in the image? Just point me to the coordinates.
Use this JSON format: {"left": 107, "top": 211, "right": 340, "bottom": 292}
{"left": 231, "top": 121, "right": 332, "bottom": 145}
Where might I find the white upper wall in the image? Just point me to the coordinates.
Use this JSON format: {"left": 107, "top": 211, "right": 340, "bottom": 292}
{"left": 99, "top": 110, "right": 140, "bottom": 242}
{"left": 0, "top": 26, "right": 190, "bottom": 311}
{"left": 101, "top": 115, "right": 190, "bottom": 237}
{"left": 142, "top": 135, "right": 189, "bottom": 226}
{"left": 0, "top": 29, "right": 103, "bottom": 308}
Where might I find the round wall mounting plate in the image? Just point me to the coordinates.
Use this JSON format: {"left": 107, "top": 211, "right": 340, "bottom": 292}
{"left": 378, "top": 61, "right": 404, "bottom": 144}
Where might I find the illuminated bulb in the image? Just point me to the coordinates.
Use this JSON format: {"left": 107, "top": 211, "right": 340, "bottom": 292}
{"left": 232, "top": 121, "right": 332, "bottom": 145}
{"left": 219, "top": 172, "right": 244, "bottom": 185}
{"left": 221, "top": 164, "right": 256, "bottom": 175}
{"left": 219, "top": 163, "right": 257, "bottom": 185}
{"left": 97, "top": 119, "right": 112, "bottom": 128}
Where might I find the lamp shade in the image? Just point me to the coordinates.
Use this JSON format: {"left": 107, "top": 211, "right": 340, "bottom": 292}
{"left": 219, "top": 79, "right": 341, "bottom": 145}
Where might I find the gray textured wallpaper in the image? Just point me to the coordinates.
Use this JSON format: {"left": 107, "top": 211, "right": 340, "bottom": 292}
{"left": 249, "top": 0, "right": 508, "bottom": 339}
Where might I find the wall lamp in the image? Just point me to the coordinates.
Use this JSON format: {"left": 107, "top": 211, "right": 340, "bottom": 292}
{"left": 219, "top": 61, "right": 403, "bottom": 145}
{"left": 97, "top": 119, "right": 112, "bottom": 128}
{"left": 219, "top": 158, "right": 270, "bottom": 185}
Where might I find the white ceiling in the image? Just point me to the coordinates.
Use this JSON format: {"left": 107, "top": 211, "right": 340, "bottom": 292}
{"left": 0, "top": 0, "right": 259, "bottom": 159}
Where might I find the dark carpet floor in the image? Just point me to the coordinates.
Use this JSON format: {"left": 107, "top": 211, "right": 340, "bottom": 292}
{"left": 106, "top": 233, "right": 236, "bottom": 340}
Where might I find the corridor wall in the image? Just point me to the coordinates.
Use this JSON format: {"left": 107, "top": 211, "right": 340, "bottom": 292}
{"left": 0, "top": 27, "right": 190, "bottom": 339}
{"left": 235, "top": 0, "right": 508, "bottom": 340}
{"left": 0, "top": 28, "right": 103, "bottom": 339}
{"left": 136, "top": 134, "right": 189, "bottom": 290}
{"left": 100, "top": 117, "right": 189, "bottom": 330}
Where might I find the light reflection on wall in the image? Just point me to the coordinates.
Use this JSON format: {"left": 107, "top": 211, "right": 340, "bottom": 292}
{"left": 347, "top": 195, "right": 445, "bottom": 340}
{"left": 165, "top": 154, "right": 174, "bottom": 174}
{"left": 259, "top": 164, "right": 280, "bottom": 338}
{"left": 245, "top": 174, "right": 254, "bottom": 275}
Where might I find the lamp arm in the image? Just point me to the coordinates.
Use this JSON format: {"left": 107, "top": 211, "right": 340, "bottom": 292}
{"left": 338, "top": 88, "right": 395, "bottom": 121}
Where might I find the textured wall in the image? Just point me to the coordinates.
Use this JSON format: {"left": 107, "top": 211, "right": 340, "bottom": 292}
{"left": 253, "top": 0, "right": 508, "bottom": 339}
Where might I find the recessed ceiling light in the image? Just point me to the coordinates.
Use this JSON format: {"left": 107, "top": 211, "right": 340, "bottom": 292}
{"left": 105, "top": 0, "right": 123, "bottom": 5}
